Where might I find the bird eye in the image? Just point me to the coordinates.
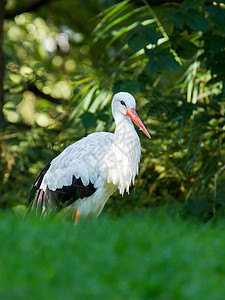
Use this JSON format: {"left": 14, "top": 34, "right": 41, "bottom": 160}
{"left": 120, "top": 100, "right": 126, "bottom": 106}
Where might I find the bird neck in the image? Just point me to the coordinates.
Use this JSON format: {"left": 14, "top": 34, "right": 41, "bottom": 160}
{"left": 114, "top": 112, "right": 136, "bottom": 141}
{"left": 107, "top": 111, "right": 141, "bottom": 195}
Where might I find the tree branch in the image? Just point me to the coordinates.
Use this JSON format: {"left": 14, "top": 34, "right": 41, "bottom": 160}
{"left": 27, "top": 83, "right": 63, "bottom": 105}
{"left": 0, "top": 132, "right": 20, "bottom": 141}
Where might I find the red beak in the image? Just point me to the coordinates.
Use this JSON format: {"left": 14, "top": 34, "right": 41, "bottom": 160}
{"left": 127, "top": 108, "right": 151, "bottom": 139}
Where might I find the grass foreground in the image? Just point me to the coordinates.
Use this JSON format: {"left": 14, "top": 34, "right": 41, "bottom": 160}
{"left": 0, "top": 210, "right": 224, "bottom": 300}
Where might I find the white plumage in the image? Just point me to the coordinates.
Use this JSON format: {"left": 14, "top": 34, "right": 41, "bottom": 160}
{"left": 29, "top": 92, "right": 151, "bottom": 221}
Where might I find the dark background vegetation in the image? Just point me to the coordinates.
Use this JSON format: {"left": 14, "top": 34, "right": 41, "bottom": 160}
{"left": 1, "top": 0, "right": 225, "bottom": 220}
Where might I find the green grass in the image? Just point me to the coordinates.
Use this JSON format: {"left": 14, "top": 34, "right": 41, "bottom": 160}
{"left": 0, "top": 211, "right": 224, "bottom": 300}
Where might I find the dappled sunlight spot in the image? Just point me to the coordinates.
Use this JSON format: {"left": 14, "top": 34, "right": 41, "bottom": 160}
{"left": 15, "top": 13, "right": 32, "bottom": 25}
{"left": 36, "top": 69, "right": 45, "bottom": 77}
{"left": 23, "top": 17, "right": 57, "bottom": 46}
{"left": 154, "top": 165, "right": 165, "bottom": 173}
{"left": 3, "top": 101, "right": 15, "bottom": 110}
{"left": 27, "top": 23, "right": 36, "bottom": 33}
{"left": 23, "top": 41, "right": 33, "bottom": 51}
{"left": 52, "top": 55, "right": 63, "bottom": 67}
{"left": 18, "top": 91, "right": 36, "bottom": 125}
{"left": 64, "top": 59, "right": 76, "bottom": 72}
{"left": 35, "top": 79, "right": 46, "bottom": 90}
{"left": 73, "top": 32, "right": 84, "bottom": 43}
{"left": 20, "top": 66, "right": 33, "bottom": 76}
{"left": 27, "top": 26, "right": 38, "bottom": 41}
{"left": 29, "top": 166, "right": 42, "bottom": 175}
{"left": 51, "top": 81, "right": 72, "bottom": 99}
{"left": 33, "top": 17, "right": 46, "bottom": 29}
{"left": 56, "top": 33, "right": 70, "bottom": 53}
{"left": 43, "top": 86, "right": 51, "bottom": 95}
{"left": 9, "top": 73, "right": 21, "bottom": 84}
{"left": 5, "top": 110, "right": 20, "bottom": 123}
{"left": 43, "top": 37, "right": 57, "bottom": 53}
{"left": 26, "top": 23, "right": 38, "bottom": 42}
{"left": 44, "top": 78, "right": 56, "bottom": 90}
{"left": 17, "top": 48, "right": 28, "bottom": 60}
{"left": 39, "top": 56, "right": 50, "bottom": 69}
{"left": 35, "top": 112, "right": 53, "bottom": 127}
{"left": 8, "top": 25, "right": 23, "bottom": 41}
{"left": 56, "top": 106, "right": 64, "bottom": 113}
{"left": 60, "top": 26, "right": 83, "bottom": 43}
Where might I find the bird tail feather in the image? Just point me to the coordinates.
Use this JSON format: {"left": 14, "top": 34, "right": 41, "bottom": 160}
{"left": 27, "top": 163, "right": 62, "bottom": 217}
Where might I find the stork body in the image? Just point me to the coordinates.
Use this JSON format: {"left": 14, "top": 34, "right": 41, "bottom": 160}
{"left": 29, "top": 92, "right": 150, "bottom": 220}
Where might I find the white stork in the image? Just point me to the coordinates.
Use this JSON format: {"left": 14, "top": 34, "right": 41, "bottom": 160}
{"left": 29, "top": 92, "right": 151, "bottom": 223}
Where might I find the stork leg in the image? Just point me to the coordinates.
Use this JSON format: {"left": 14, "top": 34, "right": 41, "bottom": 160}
{"left": 75, "top": 210, "right": 80, "bottom": 225}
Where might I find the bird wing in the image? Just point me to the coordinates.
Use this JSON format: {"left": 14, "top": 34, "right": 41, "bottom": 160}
{"left": 28, "top": 132, "right": 114, "bottom": 215}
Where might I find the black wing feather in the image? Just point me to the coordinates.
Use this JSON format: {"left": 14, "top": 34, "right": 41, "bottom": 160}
{"left": 34, "top": 163, "right": 51, "bottom": 189}
{"left": 28, "top": 163, "right": 96, "bottom": 216}
{"left": 55, "top": 176, "right": 96, "bottom": 205}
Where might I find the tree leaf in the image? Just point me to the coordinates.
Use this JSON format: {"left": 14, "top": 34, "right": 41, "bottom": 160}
{"left": 208, "top": 5, "right": 225, "bottom": 30}
{"left": 145, "top": 60, "right": 158, "bottom": 76}
{"left": 80, "top": 112, "right": 97, "bottom": 130}
{"left": 210, "top": 35, "right": 225, "bottom": 55}
{"left": 128, "top": 27, "right": 158, "bottom": 52}
{"left": 145, "top": 48, "right": 154, "bottom": 60}
{"left": 113, "top": 80, "right": 141, "bottom": 95}
{"left": 144, "top": 28, "right": 158, "bottom": 45}
{"left": 172, "top": 12, "right": 185, "bottom": 29}
{"left": 180, "top": 0, "right": 199, "bottom": 11}
{"left": 176, "top": 39, "right": 198, "bottom": 59}
{"left": 157, "top": 51, "right": 181, "bottom": 73}
{"left": 185, "top": 9, "right": 208, "bottom": 32}
{"left": 128, "top": 32, "right": 146, "bottom": 52}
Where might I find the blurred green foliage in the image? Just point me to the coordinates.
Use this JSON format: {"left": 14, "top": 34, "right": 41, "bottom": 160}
{"left": 1, "top": 0, "right": 225, "bottom": 219}
{"left": 0, "top": 211, "right": 225, "bottom": 299}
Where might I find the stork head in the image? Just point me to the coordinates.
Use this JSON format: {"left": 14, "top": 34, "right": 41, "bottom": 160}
{"left": 112, "top": 92, "right": 151, "bottom": 138}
